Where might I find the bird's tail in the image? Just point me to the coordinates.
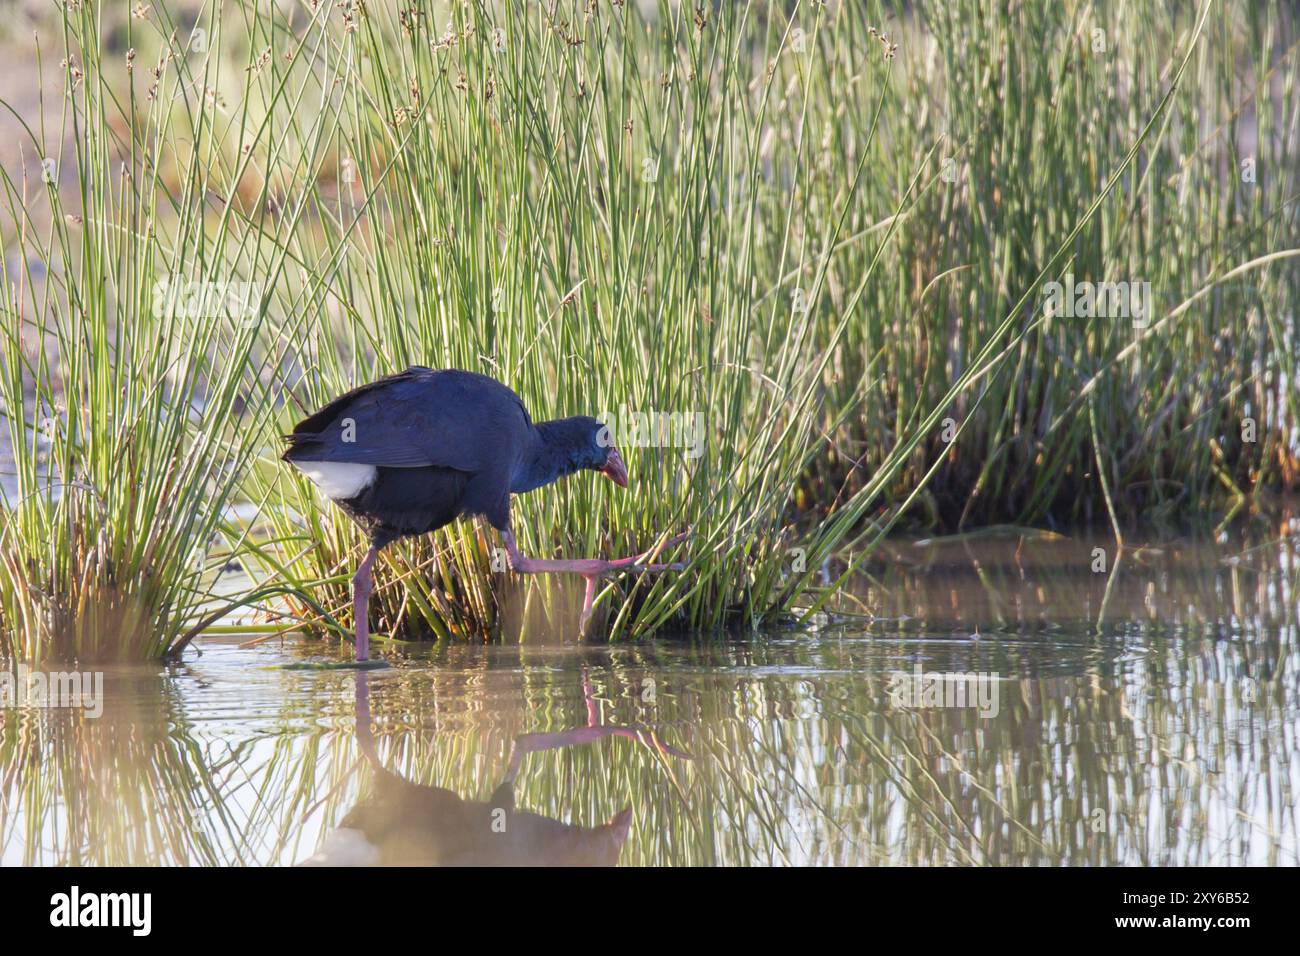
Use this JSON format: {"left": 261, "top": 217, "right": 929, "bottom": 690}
{"left": 279, "top": 430, "right": 323, "bottom": 462}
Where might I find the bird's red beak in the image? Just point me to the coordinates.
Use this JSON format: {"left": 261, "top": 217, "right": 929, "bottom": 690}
{"left": 601, "top": 447, "right": 628, "bottom": 488}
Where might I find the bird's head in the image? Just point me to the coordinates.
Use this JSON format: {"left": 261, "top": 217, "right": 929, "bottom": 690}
{"left": 590, "top": 418, "right": 628, "bottom": 488}
{"left": 533, "top": 416, "right": 627, "bottom": 490}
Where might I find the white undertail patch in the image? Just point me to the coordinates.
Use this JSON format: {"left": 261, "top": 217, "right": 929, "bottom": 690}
{"left": 292, "top": 461, "right": 378, "bottom": 500}
{"left": 298, "top": 828, "right": 381, "bottom": 867}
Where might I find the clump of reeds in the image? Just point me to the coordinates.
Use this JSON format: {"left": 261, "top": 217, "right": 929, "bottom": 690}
{"left": 818, "top": 0, "right": 1300, "bottom": 530}
{"left": 251, "top": 0, "right": 1286, "bottom": 644}
{"left": 2, "top": 0, "right": 1296, "bottom": 657}
{"left": 0, "top": 1, "right": 344, "bottom": 661}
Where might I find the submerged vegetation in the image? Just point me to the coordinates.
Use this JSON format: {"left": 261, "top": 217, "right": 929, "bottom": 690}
{"left": 0, "top": 1, "right": 1297, "bottom": 660}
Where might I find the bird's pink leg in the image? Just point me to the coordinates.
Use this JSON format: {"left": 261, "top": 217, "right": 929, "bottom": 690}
{"left": 352, "top": 545, "right": 380, "bottom": 661}
{"left": 579, "top": 576, "right": 600, "bottom": 634}
{"left": 499, "top": 530, "right": 688, "bottom": 576}
{"left": 499, "top": 529, "right": 688, "bottom": 633}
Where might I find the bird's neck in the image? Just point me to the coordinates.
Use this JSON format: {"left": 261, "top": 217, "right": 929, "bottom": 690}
{"left": 512, "top": 418, "right": 598, "bottom": 494}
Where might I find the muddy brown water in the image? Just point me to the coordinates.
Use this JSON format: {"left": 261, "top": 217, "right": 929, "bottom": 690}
{"left": 1, "top": 525, "right": 1297, "bottom": 865}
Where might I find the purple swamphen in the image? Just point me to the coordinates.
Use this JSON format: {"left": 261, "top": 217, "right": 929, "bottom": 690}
{"left": 300, "top": 670, "right": 688, "bottom": 865}
{"left": 282, "top": 367, "right": 686, "bottom": 659}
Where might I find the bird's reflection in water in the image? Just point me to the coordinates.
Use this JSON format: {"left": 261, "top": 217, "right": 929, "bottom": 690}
{"left": 303, "top": 669, "right": 689, "bottom": 866}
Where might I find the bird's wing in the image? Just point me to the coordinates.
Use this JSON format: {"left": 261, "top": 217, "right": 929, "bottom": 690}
{"left": 282, "top": 367, "right": 531, "bottom": 472}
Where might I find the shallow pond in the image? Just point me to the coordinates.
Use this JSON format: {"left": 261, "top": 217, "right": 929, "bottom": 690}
{"left": 1, "top": 528, "right": 1297, "bottom": 865}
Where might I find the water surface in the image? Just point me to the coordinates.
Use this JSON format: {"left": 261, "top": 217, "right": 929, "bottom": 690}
{"left": 2, "top": 527, "right": 1297, "bottom": 865}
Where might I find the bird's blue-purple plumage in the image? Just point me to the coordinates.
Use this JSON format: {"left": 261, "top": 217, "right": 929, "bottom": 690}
{"left": 282, "top": 367, "right": 611, "bottom": 547}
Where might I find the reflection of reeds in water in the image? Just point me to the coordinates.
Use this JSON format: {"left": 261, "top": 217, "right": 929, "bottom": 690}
{"left": 3, "top": 584, "right": 1295, "bottom": 865}
{"left": 0, "top": 670, "right": 246, "bottom": 865}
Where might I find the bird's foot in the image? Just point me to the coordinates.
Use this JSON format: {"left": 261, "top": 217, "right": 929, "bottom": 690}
{"left": 502, "top": 529, "right": 689, "bottom": 635}
{"left": 591, "top": 530, "right": 691, "bottom": 576}
{"left": 575, "top": 530, "right": 690, "bottom": 635}
{"left": 509, "top": 529, "right": 690, "bottom": 578}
